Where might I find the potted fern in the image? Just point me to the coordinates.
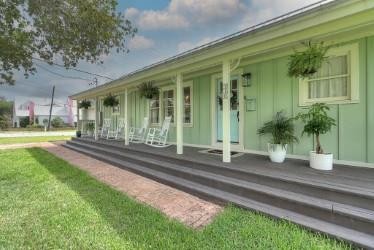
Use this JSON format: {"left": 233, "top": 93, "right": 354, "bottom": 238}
{"left": 296, "top": 103, "right": 336, "bottom": 170}
{"left": 257, "top": 111, "right": 298, "bottom": 163}
{"left": 78, "top": 99, "right": 91, "bottom": 121}
{"left": 78, "top": 99, "right": 91, "bottom": 109}
{"left": 288, "top": 41, "right": 329, "bottom": 78}
{"left": 103, "top": 94, "right": 119, "bottom": 107}
{"left": 138, "top": 81, "right": 159, "bottom": 99}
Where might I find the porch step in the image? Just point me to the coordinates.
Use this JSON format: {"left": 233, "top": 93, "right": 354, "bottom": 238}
{"left": 70, "top": 137, "right": 374, "bottom": 210}
{"left": 64, "top": 140, "right": 374, "bottom": 248}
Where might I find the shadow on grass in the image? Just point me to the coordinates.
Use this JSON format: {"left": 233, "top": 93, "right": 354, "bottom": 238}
{"left": 26, "top": 147, "right": 198, "bottom": 249}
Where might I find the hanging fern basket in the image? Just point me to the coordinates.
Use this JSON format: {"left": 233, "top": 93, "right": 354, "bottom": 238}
{"left": 78, "top": 99, "right": 91, "bottom": 109}
{"left": 138, "top": 81, "right": 159, "bottom": 99}
{"left": 288, "top": 41, "right": 329, "bottom": 78}
{"left": 103, "top": 94, "right": 119, "bottom": 107}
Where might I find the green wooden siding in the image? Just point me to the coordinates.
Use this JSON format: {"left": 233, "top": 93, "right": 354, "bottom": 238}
{"left": 243, "top": 37, "right": 373, "bottom": 163}
{"left": 98, "top": 35, "right": 374, "bottom": 164}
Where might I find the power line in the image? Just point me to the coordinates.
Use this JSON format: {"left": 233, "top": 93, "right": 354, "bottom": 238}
{"left": 35, "top": 63, "right": 92, "bottom": 81}
{"left": 32, "top": 57, "right": 114, "bottom": 80}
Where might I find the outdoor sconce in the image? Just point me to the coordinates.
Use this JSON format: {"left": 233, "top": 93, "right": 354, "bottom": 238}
{"left": 241, "top": 72, "right": 252, "bottom": 87}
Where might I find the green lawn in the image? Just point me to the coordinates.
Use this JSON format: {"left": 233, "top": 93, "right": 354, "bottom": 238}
{"left": 0, "top": 136, "right": 71, "bottom": 144}
{"left": 0, "top": 148, "right": 352, "bottom": 249}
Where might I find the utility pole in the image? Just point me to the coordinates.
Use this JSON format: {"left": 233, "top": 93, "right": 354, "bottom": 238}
{"left": 47, "top": 85, "right": 55, "bottom": 131}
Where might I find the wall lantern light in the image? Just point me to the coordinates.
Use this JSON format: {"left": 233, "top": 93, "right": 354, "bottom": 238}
{"left": 242, "top": 72, "right": 252, "bottom": 87}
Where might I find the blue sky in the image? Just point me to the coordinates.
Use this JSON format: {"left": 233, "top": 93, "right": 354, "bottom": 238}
{"left": 1, "top": 0, "right": 321, "bottom": 100}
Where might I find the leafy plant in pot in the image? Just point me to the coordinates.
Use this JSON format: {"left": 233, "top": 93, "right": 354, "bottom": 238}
{"left": 103, "top": 94, "right": 119, "bottom": 107}
{"left": 296, "top": 103, "right": 336, "bottom": 170}
{"left": 288, "top": 41, "right": 329, "bottom": 78}
{"left": 138, "top": 81, "right": 159, "bottom": 99}
{"left": 78, "top": 99, "right": 91, "bottom": 120}
{"left": 78, "top": 99, "right": 91, "bottom": 109}
{"left": 257, "top": 111, "right": 298, "bottom": 163}
{"left": 85, "top": 122, "right": 95, "bottom": 137}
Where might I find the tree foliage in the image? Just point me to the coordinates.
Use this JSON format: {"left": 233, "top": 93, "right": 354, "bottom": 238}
{"left": 51, "top": 116, "right": 64, "bottom": 128}
{"left": 0, "top": 0, "right": 137, "bottom": 85}
{"left": 0, "top": 97, "right": 13, "bottom": 129}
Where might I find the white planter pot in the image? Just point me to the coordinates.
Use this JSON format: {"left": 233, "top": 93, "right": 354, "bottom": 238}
{"left": 310, "top": 151, "right": 333, "bottom": 170}
{"left": 268, "top": 143, "right": 287, "bottom": 163}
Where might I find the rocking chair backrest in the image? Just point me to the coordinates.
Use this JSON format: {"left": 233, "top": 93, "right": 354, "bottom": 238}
{"left": 117, "top": 118, "right": 126, "bottom": 130}
{"left": 139, "top": 117, "right": 149, "bottom": 133}
{"left": 160, "top": 116, "right": 172, "bottom": 136}
{"left": 103, "top": 118, "right": 111, "bottom": 129}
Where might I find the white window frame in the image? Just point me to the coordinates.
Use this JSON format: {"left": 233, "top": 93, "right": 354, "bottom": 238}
{"left": 299, "top": 43, "right": 359, "bottom": 106}
{"left": 149, "top": 92, "right": 161, "bottom": 126}
{"left": 183, "top": 81, "right": 193, "bottom": 127}
{"left": 161, "top": 86, "right": 175, "bottom": 124}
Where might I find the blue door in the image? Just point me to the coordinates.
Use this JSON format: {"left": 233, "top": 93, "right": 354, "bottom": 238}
{"left": 216, "top": 78, "right": 239, "bottom": 143}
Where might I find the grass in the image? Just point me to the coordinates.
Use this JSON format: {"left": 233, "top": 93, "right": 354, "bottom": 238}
{"left": 0, "top": 148, "right": 353, "bottom": 249}
{"left": 0, "top": 136, "right": 71, "bottom": 144}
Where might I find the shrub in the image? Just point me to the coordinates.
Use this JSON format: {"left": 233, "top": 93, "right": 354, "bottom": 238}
{"left": 19, "top": 117, "right": 30, "bottom": 128}
{"left": 51, "top": 117, "right": 65, "bottom": 128}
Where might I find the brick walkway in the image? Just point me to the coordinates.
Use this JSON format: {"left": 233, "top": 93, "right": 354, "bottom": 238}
{"left": 40, "top": 143, "right": 223, "bottom": 228}
{"left": 0, "top": 142, "right": 53, "bottom": 150}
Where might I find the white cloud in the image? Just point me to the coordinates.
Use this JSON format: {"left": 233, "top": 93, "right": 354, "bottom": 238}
{"left": 177, "top": 36, "right": 219, "bottom": 53}
{"left": 128, "top": 35, "right": 155, "bottom": 50}
{"left": 126, "top": 0, "right": 246, "bottom": 30}
{"left": 240, "top": 0, "right": 322, "bottom": 29}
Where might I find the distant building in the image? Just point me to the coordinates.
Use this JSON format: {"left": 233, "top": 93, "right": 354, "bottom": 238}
{"left": 12, "top": 97, "right": 77, "bottom": 128}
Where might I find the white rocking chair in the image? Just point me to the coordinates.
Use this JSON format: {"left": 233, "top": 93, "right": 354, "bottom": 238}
{"left": 145, "top": 116, "right": 172, "bottom": 148}
{"left": 107, "top": 118, "right": 126, "bottom": 140}
{"left": 129, "top": 117, "right": 149, "bottom": 143}
{"left": 100, "top": 118, "right": 111, "bottom": 138}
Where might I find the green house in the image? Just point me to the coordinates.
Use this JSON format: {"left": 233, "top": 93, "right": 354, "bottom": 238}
{"left": 72, "top": 0, "right": 374, "bottom": 167}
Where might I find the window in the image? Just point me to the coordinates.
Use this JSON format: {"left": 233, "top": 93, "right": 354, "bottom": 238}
{"left": 299, "top": 43, "right": 359, "bottom": 105}
{"left": 183, "top": 83, "right": 193, "bottom": 125}
{"left": 150, "top": 93, "right": 160, "bottom": 124}
{"left": 163, "top": 89, "right": 174, "bottom": 123}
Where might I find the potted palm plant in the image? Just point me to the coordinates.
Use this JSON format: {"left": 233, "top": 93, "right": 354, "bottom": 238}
{"left": 296, "top": 103, "right": 336, "bottom": 170}
{"left": 257, "top": 111, "right": 298, "bottom": 163}
{"left": 288, "top": 41, "right": 329, "bottom": 78}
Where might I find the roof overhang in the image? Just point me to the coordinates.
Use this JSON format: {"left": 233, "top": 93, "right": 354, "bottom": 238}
{"left": 71, "top": 0, "right": 374, "bottom": 100}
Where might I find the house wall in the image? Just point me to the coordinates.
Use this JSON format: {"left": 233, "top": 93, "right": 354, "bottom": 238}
{"left": 99, "top": 35, "right": 374, "bottom": 164}
{"left": 242, "top": 37, "right": 373, "bottom": 164}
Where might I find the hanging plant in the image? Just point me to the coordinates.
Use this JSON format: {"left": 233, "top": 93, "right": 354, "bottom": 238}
{"left": 103, "top": 94, "right": 119, "bottom": 107}
{"left": 288, "top": 41, "right": 329, "bottom": 78}
{"left": 78, "top": 99, "right": 91, "bottom": 109}
{"left": 138, "top": 81, "right": 159, "bottom": 99}
{"left": 217, "top": 91, "right": 238, "bottom": 109}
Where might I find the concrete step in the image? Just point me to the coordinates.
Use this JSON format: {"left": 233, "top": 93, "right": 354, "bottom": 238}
{"left": 63, "top": 142, "right": 374, "bottom": 249}
{"left": 70, "top": 138, "right": 374, "bottom": 210}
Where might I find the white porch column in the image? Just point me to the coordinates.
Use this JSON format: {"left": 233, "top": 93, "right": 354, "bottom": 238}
{"left": 176, "top": 72, "right": 183, "bottom": 154}
{"left": 222, "top": 60, "right": 231, "bottom": 163}
{"left": 76, "top": 102, "right": 80, "bottom": 132}
{"left": 94, "top": 97, "right": 99, "bottom": 140}
{"left": 124, "top": 88, "right": 130, "bottom": 146}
